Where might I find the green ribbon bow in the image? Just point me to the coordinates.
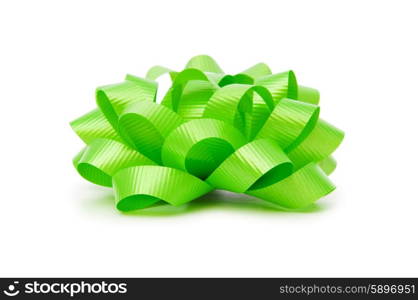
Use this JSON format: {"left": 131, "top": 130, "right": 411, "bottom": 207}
{"left": 71, "top": 55, "right": 344, "bottom": 212}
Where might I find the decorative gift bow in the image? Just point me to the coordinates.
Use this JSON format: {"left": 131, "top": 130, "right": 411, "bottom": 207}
{"left": 71, "top": 55, "right": 344, "bottom": 212}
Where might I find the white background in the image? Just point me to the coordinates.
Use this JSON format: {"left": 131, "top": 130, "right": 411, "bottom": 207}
{"left": 1, "top": 0, "right": 417, "bottom": 277}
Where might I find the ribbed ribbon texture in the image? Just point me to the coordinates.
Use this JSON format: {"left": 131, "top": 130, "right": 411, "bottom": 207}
{"left": 71, "top": 55, "right": 344, "bottom": 212}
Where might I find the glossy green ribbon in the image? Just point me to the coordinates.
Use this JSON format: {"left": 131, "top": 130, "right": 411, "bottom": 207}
{"left": 71, "top": 55, "right": 344, "bottom": 212}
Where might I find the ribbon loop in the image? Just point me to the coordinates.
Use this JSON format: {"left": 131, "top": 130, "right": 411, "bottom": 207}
{"left": 247, "top": 163, "right": 335, "bottom": 209}
{"left": 287, "top": 119, "right": 344, "bottom": 169}
{"left": 206, "top": 138, "right": 292, "bottom": 193}
{"left": 255, "top": 71, "right": 298, "bottom": 103}
{"left": 161, "top": 119, "right": 247, "bottom": 179}
{"left": 70, "top": 109, "right": 120, "bottom": 144}
{"left": 176, "top": 80, "right": 218, "bottom": 121}
{"left": 74, "top": 138, "right": 156, "bottom": 187}
{"left": 162, "top": 68, "right": 214, "bottom": 110}
{"left": 96, "top": 75, "right": 157, "bottom": 128}
{"left": 118, "top": 101, "right": 183, "bottom": 163}
{"left": 256, "top": 98, "right": 320, "bottom": 151}
{"left": 185, "top": 54, "right": 224, "bottom": 74}
{"left": 203, "top": 84, "right": 274, "bottom": 138}
{"left": 297, "top": 85, "right": 320, "bottom": 105}
{"left": 113, "top": 166, "right": 213, "bottom": 211}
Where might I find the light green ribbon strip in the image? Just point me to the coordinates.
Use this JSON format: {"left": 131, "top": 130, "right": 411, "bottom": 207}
{"left": 71, "top": 55, "right": 344, "bottom": 212}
